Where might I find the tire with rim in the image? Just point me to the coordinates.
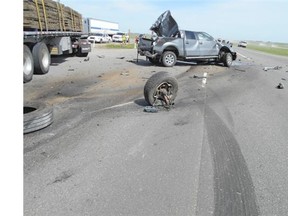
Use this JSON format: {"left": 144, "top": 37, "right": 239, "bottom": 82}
{"left": 223, "top": 52, "right": 233, "bottom": 67}
{"left": 32, "top": 42, "right": 51, "bottom": 74}
{"left": 24, "top": 101, "right": 54, "bottom": 134}
{"left": 144, "top": 71, "right": 178, "bottom": 106}
{"left": 161, "top": 51, "right": 177, "bottom": 67}
{"left": 23, "top": 45, "right": 34, "bottom": 83}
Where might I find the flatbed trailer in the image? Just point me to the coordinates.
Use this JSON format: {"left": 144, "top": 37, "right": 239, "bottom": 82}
{"left": 23, "top": 0, "right": 91, "bottom": 83}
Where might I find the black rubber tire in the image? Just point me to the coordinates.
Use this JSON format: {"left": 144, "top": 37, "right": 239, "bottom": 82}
{"left": 32, "top": 42, "right": 51, "bottom": 74}
{"left": 23, "top": 45, "right": 34, "bottom": 83}
{"left": 223, "top": 52, "right": 233, "bottom": 67}
{"left": 148, "top": 57, "right": 161, "bottom": 65}
{"left": 24, "top": 101, "right": 53, "bottom": 134}
{"left": 144, "top": 71, "right": 178, "bottom": 106}
{"left": 161, "top": 51, "right": 177, "bottom": 67}
{"left": 76, "top": 50, "right": 89, "bottom": 57}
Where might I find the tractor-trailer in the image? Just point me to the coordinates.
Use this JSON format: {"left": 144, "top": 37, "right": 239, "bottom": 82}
{"left": 23, "top": 0, "right": 91, "bottom": 83}
{"left": 83, "top": 18, "right": 119, "bottom": 36}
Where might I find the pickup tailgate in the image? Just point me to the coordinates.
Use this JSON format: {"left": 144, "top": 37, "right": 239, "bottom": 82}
{"left": 138, "top": 37, "right": 153, "bottom": 52}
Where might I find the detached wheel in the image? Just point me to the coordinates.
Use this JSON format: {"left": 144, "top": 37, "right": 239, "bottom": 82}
{"left": 32, "top": 42, "right": 51, "bottom": 74}
{"left": 24, "top": 101, "right": 53, "bottom": 134}
{"left": 161, "top": 51, "right": 177, "bottom": 67}
{"left": 144, "top": 71, "right": 178, "bottom": 106}
{"left": 23, "top": 45, "right": 34, "bottom": 83}
{"left": 223, "top": 52, "right": 233, "bottom": 67}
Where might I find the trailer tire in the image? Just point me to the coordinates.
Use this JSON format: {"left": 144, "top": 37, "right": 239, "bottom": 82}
{"left": 23, "top": 45, "right": 34, "bottom": 83}
{"left": 32, "top": 42, "right": 51, "bottom": 74}
{"left": 144, "top": 71, "right": 178, "bottom": 106}
{"left": 24, "top": 101, "right": 53, "bottom": 134}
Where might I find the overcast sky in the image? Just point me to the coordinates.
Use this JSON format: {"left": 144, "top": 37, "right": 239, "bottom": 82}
{"left": 58, "top": 0, "right": 288, "bottom": 43}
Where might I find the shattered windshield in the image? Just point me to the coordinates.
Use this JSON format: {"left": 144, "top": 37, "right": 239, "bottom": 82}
{"left": 150, "top": 10, "right": 179, "bottom": 37}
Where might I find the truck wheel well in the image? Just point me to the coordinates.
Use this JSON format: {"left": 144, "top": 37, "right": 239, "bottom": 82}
{"left": 219, "top": 47, "right": 231, "bottom": 54}
{"left": 164, "top": 46, "right": 179, "bottom": 57}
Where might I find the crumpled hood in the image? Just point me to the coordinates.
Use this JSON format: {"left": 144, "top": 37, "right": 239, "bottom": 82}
{"left": 150, "top": 10, "right": 179, "bottom": 37}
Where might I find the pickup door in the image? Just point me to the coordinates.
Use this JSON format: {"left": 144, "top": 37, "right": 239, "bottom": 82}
{"left": 195, "top": 32, "right": 219, "bottom": 56}
{"left": 183, "top": 31, "right": 200, "bottom": 56}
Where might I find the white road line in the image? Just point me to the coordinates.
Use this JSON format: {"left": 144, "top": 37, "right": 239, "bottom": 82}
{"left": 202, "top": 72, "right": 207, "bottom": 87}
{"left": 237, "top": 52, "right": 251, "bottom": 60}
{"left": 101, "top": 101, "right": 134, "bottom": 111}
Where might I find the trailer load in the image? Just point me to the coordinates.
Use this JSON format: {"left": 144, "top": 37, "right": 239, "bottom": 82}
{"left": 23, "top": 0, "right": 91, "bottom": 83}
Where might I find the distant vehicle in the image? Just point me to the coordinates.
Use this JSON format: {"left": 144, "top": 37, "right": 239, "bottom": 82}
{"left": 88, "top": 33, "right": 111, "bottom": 43}
{"left": 83, "top": 18, "right": 119, "bottom": 35}
{"left": 112, "top": 32, "right": 129, "bottom": 42}
{"left": 238, "top": 41, "right": 247, "bottom": 48}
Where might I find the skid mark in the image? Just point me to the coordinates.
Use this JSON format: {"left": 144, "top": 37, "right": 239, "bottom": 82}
{"left": 204, "top": 106, "right": 259, "bottom": 216}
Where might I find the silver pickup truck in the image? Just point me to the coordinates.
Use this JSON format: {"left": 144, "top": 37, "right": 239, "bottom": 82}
{"left": 138, "top": 10, "right": 237, "bottom": 67}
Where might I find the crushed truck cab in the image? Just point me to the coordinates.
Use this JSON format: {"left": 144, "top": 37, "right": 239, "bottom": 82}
{"left": 138, "top": 10, "right": 237, "bottom": 67}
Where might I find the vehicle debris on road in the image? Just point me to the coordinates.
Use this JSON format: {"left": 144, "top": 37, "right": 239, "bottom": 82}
{"left": 263, "top": 66, "right": 282, "bottom": 71}
{"left": 144, "top": 106, "right": 159, "bottom": 113}
{"left": 276, "top": 83, "right": 284, "bottom": 89}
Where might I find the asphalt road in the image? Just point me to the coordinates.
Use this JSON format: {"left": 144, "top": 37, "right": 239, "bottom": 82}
{"left": 24, "top": 45, "right": 288, "bottom": 216}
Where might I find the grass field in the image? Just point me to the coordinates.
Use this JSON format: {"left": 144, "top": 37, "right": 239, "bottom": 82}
{"left": 246, "top": 42, "right": 288, "bottom": 57}
{"left": 105, "top": 43, "right": 135, "bottom": 49}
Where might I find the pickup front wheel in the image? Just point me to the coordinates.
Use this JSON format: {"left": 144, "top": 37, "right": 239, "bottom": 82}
{"left": 161, "top": 51, "right": 176, "bottom": 67}
{"left": 223, "top": 52, "right": 233, "bottom": 67}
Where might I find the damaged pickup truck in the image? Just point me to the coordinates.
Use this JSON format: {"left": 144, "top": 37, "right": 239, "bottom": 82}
{"left": 138, "top": 10, "right": 237, "bottom": 67}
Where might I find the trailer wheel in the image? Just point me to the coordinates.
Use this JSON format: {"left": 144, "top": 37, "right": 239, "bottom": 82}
{"left": 23, "top": 45, "right": 34, "bottom": 83}
{"left": 24, "top": 101, "right": 53, "bottom": 134}
{"left": 144, "top": 71, "right": 178, "bottom": 106}
{"left": 32, "top": 42, "right": 51, "bottom": 74}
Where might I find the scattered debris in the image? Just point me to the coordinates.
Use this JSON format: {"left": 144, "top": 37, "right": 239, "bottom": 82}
{"left": 84, "top": 57, "right": 90, "bottom": 61}
{"left": 234, "top": 68, "right": 246, "bottom": 72}
{"left": 97, "top": 55, "right": 105, "bottom": 58}
{"left": 276, "top": 83, "right": 284, "bottom": 89}
{"left": 281, "top": 78, "right": 286, "bottom": 81}
{"left": 263, "top": 66, "right": 282, "bottom": 71}
{"left": 117, "top": 57, "right": 125, "bottom": 59}
{"left": 68, "top": 68, "right": 74, "bottom": 71}
{"left": 144, "top": 106, "right": 158, "bottom": 113}
{"left": 120, "top": 72, "right": 129, "bottom": 76}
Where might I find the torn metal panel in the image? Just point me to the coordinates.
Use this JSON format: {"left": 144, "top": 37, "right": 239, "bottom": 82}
{"left": 150, "top": 10, "right": 179, "bottom": 37}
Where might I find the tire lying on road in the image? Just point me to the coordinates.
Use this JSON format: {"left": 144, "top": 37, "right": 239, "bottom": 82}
{"left": 144, "top": 71, "right": 178, "bottom": 106}
{"left": 24, "top": 101, "right": 54, "bottom": 134}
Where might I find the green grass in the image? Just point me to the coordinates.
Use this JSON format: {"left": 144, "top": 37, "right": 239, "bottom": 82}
{"left": 246, "top": 43, "right": 288, "bottom": 57}
{"left": 105, "top": 43, "right": 135, "bottom": 49}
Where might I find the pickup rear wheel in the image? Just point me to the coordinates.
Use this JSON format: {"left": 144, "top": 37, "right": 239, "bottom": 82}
{"left": 23, "top": 45, "right": 34, "bottom": 83}
{"left": 223, "top": 52, "right": 233, "bottom": 67}
{"left": 32, "top": 42, "right": 51, "bottom": 74}
{"left": 161, "top": 51, "right": 176, "bottom": 67}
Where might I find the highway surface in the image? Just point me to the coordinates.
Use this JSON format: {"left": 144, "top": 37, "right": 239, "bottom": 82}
{"left": 24, "top": 46, "right": 288, "bottom": 216}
